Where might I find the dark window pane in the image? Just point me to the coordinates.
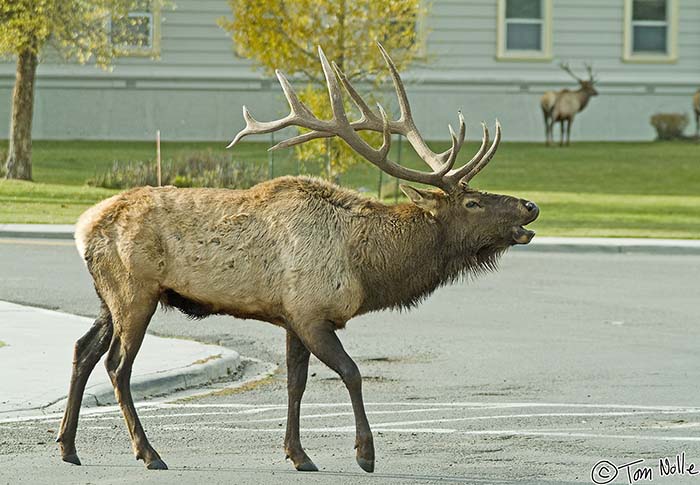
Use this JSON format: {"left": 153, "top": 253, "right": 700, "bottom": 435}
{"left": 633, "top": 25, "right": 667, "bottom": 52}
{"left": 112, "top": 15, "right": 152, "bottom": 48}
{"left": 506, "top": 0, "right": 541, "bottom": 19}
{"left": 506, "top": 23, "right": 542, "bottom": 50}
{"left": 632, "top": 0, "right": 666, "bottom": 21}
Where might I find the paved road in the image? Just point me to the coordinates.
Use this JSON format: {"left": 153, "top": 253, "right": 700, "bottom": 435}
{"left": 1, "top": 238, "right": 699, "bottom": 484}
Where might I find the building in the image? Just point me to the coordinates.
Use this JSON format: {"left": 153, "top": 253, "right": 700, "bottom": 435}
{"left": 1, "top": 0, "right": 698, "bottom": 142}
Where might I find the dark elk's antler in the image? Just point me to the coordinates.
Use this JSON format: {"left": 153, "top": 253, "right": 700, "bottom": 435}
{"left": 228, "top": 43, "right": 501, "bottom": 191}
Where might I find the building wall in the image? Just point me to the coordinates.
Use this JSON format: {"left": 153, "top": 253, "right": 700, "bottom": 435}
{"left": 0, "top": 0, "right": 698, "bottom": 142}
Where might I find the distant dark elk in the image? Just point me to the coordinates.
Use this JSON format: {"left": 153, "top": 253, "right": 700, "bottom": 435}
{"left": 57, "top": 44, "right": 539, "bottom": 473}
{"left": 693, "top": 89, "right": 700, "bottom": 138}
{"left": 541, "top": 63, "right": 598, "bottom": 146}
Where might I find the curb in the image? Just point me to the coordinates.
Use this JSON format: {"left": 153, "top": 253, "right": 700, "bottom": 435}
{"left": 2, "top": 224, "right": 700, "bottom": 255}
{"left": 515, "top": 237, "right": 700, "bottom": 255}
{"left": 0, "top": 224, "right": 75, "bottom": 240}
{"left": 47, "top": 347, "right": 241, "bottom": 411}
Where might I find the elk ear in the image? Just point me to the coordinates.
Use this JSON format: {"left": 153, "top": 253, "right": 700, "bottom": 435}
{"left": 400, "top": 184, "right": 440, "bottom": 216}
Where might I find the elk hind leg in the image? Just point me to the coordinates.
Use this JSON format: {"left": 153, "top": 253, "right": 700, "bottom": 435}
{"left": 57, "top": 302, "right": 113, "bottom": 465}
{"left": 293, "top": 320, "right": 374, "bottom": 473}
{"left": 105, "top": 290, "right": 166, "bottom": 469}
{"left": 566, "top": 119, "right": 573, "bottom": 145}
{"left": 284, "top": 329, "right": 317, "bottom": 471}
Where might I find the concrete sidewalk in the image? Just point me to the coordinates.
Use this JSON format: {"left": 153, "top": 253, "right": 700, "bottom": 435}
{"left": 2, "top": 223, "right": 700, "bottom": 254}
{"left": 0, "top": 301, "right": 240, "bottom": 419}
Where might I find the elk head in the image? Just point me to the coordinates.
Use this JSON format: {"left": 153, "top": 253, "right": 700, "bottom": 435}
{"left": 228, "top": 43, "right": 539, "bottom": 251}
{"left": 560, "top": 62, "right": 598, "bottom": 97}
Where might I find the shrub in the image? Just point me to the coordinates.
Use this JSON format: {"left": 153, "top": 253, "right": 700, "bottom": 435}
{"left": 89, "top": 149, "right": 266, "bottom": 190}
{"left": 650, "top": 113, "right": 689, "bottom": 140}
{"left": 0, "top": 150, "right": 5, "bottom": 177}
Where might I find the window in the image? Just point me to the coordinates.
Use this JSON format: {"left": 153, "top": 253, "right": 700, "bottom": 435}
{"left": 624, "top": 0, "right": 678, "bottom": 62}
{"left": 497, "top": 0, "right": 552, "bottom": 60}
{"left": 110, "top": 1, "right": 161, "bottom": 56}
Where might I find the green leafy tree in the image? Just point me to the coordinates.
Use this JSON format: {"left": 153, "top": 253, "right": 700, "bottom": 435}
{"left": 219, "top": 0, "right": 424, "bottom": 177}
{"left": 0, "top": 0, "right": 163, "bottom": 180}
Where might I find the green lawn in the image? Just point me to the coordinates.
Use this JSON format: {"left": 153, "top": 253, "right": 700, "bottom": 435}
{"left": 0, "top": 139, "right": 698, "bottom": 238}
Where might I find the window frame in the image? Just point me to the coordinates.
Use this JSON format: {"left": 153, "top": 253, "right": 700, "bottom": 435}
{"left": 623, "top": 0, "right": 678, "bottom": 63}
{"left": 496, "top": 0, "right": 553, "bottom": 61}
{"left": 110, "top": 4, "right": 161, "bottom": 57}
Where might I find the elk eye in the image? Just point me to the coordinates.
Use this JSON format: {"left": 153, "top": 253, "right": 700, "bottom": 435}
{"left": 465, "top": 200, "right": 480, "bottom": 208}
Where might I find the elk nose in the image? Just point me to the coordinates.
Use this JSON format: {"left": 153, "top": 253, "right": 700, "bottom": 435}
{"left": 524, "top": 200, "right": 538, "bottom": 212}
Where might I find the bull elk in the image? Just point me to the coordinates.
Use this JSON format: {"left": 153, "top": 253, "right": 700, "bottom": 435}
{"left": 57, "top": 44, "right": 539, "bottom": 473}
{"left": 541, "top": 63, "right": 598, "bottom": 146}
{"left": 693, "top": 89, "right": 700, "bottom": 138}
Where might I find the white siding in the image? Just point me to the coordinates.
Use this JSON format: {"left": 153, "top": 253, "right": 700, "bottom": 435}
{"left": 0, "top": 0, "right": 699, "bottom": 141}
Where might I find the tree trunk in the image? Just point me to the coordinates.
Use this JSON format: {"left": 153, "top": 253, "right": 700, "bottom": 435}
{"left": 5, "top": 47, "right": 38, "bottom": 181}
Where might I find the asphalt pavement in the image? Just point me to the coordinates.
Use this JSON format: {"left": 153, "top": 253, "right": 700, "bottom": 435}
{"left": 1, "top": 233, "right": 699, "bottom": 484}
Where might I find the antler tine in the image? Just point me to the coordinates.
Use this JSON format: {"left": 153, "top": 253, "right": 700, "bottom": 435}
{"left": 376, "top": 42, "right": 412, "bottom": 124}
{"left": 458, "top": 120, "right": 502, "bottom": 184}
{"left": 318, "top": 47, "right": 348, "bottom": 124}
{"left": 438, "top": 111, "right": 466, "bottom": 161}
{"left": 275, "top": 69, "right": 316, "bottom": 119}
{"left": 584, "top": 62, "right": 596, "bottom": 82}
{"left": 377, "top": 42, "right": 465, "bottom": 172}
{"left": 445, "top": 122, "right": 489, "bottom": 181}
{"left": 332, "top": 61, "right": 381, "bottom": 125}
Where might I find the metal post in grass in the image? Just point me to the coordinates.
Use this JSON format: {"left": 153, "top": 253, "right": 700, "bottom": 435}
{"left": 394, "top": 133, "right": 402, "bottom": 204}
{"left": 268, "top": 132, "right": 275, "bottom": 179}
{"left": 156, "top": 130, "right": 162, "bottom": 187}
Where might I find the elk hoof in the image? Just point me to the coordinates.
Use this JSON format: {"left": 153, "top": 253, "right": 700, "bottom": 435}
{"left": 146, "top": 458, "right": 168, "bottom": 470}
{"left": 356, "top": 456, "right": 374, "bottom": 473}
{"left": 62, "top": 453, "right": 81, "bottom": 466}
{"left": 295, "top": 460, "right": 319, "bottom": 472}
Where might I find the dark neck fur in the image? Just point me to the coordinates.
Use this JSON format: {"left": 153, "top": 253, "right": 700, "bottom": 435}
{"left": 351, "top": 203, "right": 504, "bottom": 315}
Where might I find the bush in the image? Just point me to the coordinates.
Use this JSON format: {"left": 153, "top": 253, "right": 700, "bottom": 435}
{"left": 88, "top": 149, "right": 266, "bottom": 190}
{"left": 650, "top": 113, "right": 689, "bottom": 140}
{"left": 0, "top": 150, "right": 5, "bottom": 177}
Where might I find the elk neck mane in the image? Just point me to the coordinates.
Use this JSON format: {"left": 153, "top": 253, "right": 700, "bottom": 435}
{"left": 276, "top": 177, "right": 506, "bottom": 314}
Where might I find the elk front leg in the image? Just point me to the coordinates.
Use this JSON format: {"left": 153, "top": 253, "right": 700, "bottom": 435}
{"left": 105, "top": 297, "right": 166, "bottom": 470}
{"left": 559, "top": 120, "right": 565, "bottom": 146}
{"left": 57, "top": 304, "right": 113, "bottom": 465}
{"left": 284, "top": 329, "right": 317, "bottom": 471}
{"left": 566, "top": 119, "right": 572, "bottom": 145}
{"left": 294, "top": 321, "right": 374, "bottom": 473}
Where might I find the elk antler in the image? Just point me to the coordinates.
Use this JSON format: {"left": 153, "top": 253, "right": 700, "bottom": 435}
{"left": 584, "top": 62, "right": 597, "bottom": 83}
{"left": 228, "top": 43, "right": 500, "bottom": 191}
{"left": 559, "top": 62, "right": 582, "bottom": 82}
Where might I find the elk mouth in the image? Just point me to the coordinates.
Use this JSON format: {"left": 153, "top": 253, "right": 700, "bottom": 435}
{"left": 512, "top": 204, "right": 539, "bottom": 245}
{"left": 512, "top": 226, "right": 536, "bottom": 245}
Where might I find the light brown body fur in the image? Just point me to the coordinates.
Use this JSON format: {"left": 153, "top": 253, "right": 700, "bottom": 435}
{"left": 693, "top": 89, "right": 700, "bottom": 138}
{"left": 541, "top": 87, "right": 597, "bottom": 146}
{"left": 541, "top": 63, "right": 598, "bottom": 146}
{"left": 58, "top": 176, "right": 538, "bottom": 472}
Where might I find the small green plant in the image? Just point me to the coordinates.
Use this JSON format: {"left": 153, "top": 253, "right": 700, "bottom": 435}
{"left": 88, "top": 150, "right": 266, "bottom": 190}
{"left": 650, "top": 113, "right": 689, "bottom": 140}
